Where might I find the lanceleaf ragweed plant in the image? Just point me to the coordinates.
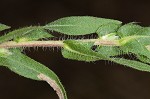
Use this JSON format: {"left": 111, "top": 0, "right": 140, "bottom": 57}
{"left": 0, "top": 16, "right": 150, "bottom": 99}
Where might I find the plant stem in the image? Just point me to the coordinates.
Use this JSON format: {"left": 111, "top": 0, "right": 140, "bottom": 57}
{"left": 0, "top": 39, "right": 119, "bottom": 48}
{"left": 0, "top": 41, "right": 64, "bottom": 48}
{"left": 0, "top": 39, "right": 149, "bottom": 51}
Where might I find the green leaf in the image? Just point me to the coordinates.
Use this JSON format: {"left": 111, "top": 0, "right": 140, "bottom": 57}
{"left": 0, "top": 49, "right": 67, "bottom": 99}
{"left": 111, "top": 58, "right": 150, "bottom": 72}
{"left": 96, "top": 46, "right": 123, "bottom": 57}
{"left": 15, "top": 29, "right": 54, "bottom": 42}
{"left": 0, "top": 26, "right": 52, "bottom": 43}
{"left": 117, "top": 23, "right": 142, "bottom": 37}
{"left": 96, "top": 23, "right": 121, "bottom": 36}
{"left": 136, "top": 27, "right": 150, "bottom": 36}
{"left": 136, "top": 37, "right": 150, "bottom": 46}
{"left": 120, "top": 38, "right": 150, "bottom": 59}
{"left": 0, "top": 23, "right": 10, "bottom": 31}
{"left": 44, "top": 16, "right": 122, "bottom": 35}
{"left": 0, "top": 26, "right": 36, "bottom": 43}
{"left": 62, "top": 40, "right": 105, "bottom": 62}
{"left": 137, "top": 55, "right": 150, "bottom": 64}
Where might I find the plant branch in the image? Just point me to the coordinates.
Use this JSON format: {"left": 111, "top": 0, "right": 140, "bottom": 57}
{"left": 0, "top": 39, "right": 149, "bottom": 51}
{"left": 0, "top": 39, "right": 120, "bottom": 49}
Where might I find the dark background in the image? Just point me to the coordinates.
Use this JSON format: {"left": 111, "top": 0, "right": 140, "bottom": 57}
{"left": 1, "top": 0, "right": 150, "bottom": 99}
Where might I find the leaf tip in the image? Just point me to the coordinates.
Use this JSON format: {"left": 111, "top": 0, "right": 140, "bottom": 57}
{"left": 37, "top": 73, "right": 66, "bottom": 99}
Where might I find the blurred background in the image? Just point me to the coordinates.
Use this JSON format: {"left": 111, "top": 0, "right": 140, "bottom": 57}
{"left": 1, "top": 0, "right": 150, "bottom": 99}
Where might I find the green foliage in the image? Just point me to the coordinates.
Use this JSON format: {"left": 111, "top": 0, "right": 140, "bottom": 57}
{"left": 137, "top": 55, "right": 150, "bottom": 64}
{"left": 44, "top": 16, "right": 121, "bottom": 35}
{"left": 14, "top": 28, "right": 53, "bottom": 42}
{"left": 0, "top": 26, "right": 53, "bottom": 43}
{"left": 0, "top": 49, "right": 53, "bottom": 80}
{"left": 120, "top": 39, "right": 150, "bottom": 59}
{"left": 117, "top": 23, "right": 142, "bottom": 37}
{"left": 111, "top": 58, "right": 150, "bottom": 72}
{"left": 136, "top": 27, "right": 150, "bottom": 36}
{"left": 0, "top": 49, "right": 67, "bottom": 99}
{"left": 96, "top": 46, "right": 123, "bottom": 57}
{"left": 62, "top": 40, "right": 104, "bottom": 62}
{"left": 0, "top": 23, "right": 10, "bottom": 31}
{"left": 0, "top": 16, "right": 150, "bottom": 99}
{"left": 96, "top": 23, "right": 121, "bottom": 36}
{"left": 0, "top": 26, "right": 35, "bottom": 43}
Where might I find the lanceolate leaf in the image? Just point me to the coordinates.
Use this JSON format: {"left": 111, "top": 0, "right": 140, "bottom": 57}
{"left": 137, "top": 55, "right": 150, "bottom": 64}
{"left": 0, "top": 49, "right": 67, "bottom": 99}
{"left": 62, "top": 40, "right": 105, "bottom": 62}
{"left": 44, "top": 16, "right": 122, "bottom": 35}
{"left": 15, "top": 29, "right": 54, "bottom": 42}
{"left": 96, "top": 23, "right": 121, "bottom": 36}
{"left": 0, "top": 16, "right": 150, "bottom": 99}
{"left": 136, "top": 37, "right": 150, "bottom": 46}
{"left": 111, "top": 58, "right": 150, "bottom": 72}
{"left": 0, "top": 23, "right": 10, "bottom": 31}
{"left": 0, "top": 26, "right": 43, "bottom": 43}
{"left": 136, "top": 27, "right": 150, "bottom": 36}
{"left": 96, "top": 46, "right": 123, "bottom": 57}
{"left": 0, "top": 27, "right": 33, "bottom": 43}
{"left": 117, "top": 23, "right": 142, "bottom": 37}
{"left": 120, "top": 38, "right": 150, "bottom": 59}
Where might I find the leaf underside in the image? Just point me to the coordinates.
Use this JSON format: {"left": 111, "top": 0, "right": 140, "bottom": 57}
{"left": 0, "top": 49, "right": 67, "bottom": 99}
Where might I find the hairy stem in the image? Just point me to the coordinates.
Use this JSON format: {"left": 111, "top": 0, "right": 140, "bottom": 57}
{"left": 0, "top": 39, "right": 149, "bottom": 51}
{"left": 0, "top": 39, "right": 120, "bottom": 49}
{"left": 0, "top": 41, "right": 64, "bottom": 48}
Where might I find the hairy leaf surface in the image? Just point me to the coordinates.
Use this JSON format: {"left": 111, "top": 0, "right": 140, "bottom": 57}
{"left": 137, "top": 55, "right": 150, "bottom": 64}
{"left": 96, "top": 23, "right": 121, "bottom": 36}
{"left": 62, "top": 40, "right": 105, "bottom": 61}
{"left": 0, "top": 23, "right": 10, "bottom": 31}
{"left": 117, "top": 23, "right": 142, "bottom": 37}
{"left": 0, "top": 26, "right": 36, "bottom": 43}
{"left": 120, "top": 39, "right": 150, "bottom": 59}
{"left": 96, "top": 46, "right": 123, "bottom": 57}
{"left": 0, "top": 49, "right": 67, "bottom": 99}
{"left": 15, "top": 29, "right": 53, "bottom": 42}
{"left": 111, "top": 58, "right": 150, "bottom": 72}
{"left": 45, "top": 16, "right": 122, "bottom": 35}
{"left": 136, "top": 27, "right": 150, "bottom": 36}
